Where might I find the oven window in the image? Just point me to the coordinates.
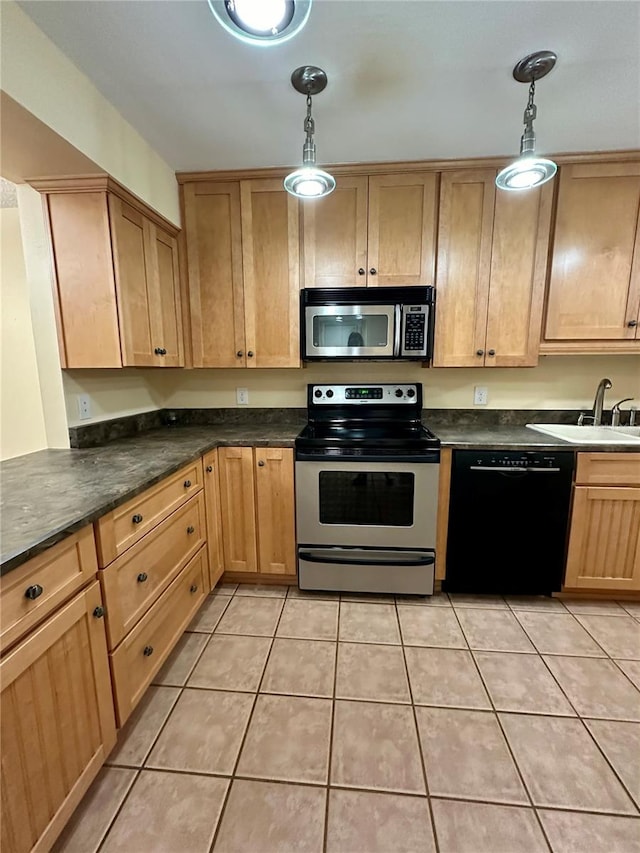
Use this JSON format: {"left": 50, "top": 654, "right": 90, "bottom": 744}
{"left": 312, "top": 314, "right": 389, "bottom": 349}
{"left": 318, "top": 471, "right": 415, "bottom": 526}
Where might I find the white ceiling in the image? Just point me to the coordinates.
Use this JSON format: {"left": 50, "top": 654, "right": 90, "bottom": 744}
{"left": 18, "top": 0, "right": 640, "bottom": 172}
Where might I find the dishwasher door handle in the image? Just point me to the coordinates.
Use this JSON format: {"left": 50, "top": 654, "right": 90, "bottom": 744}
{"left": 468, "top": 466, "right": 562, "bottom": 473}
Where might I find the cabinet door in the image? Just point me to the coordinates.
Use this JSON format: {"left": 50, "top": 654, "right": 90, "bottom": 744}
{"left": 433, "top": 170, "right": 495, "bottom": 367}
{"left": 564, "top": 486, "right": 640, "bottom": 591}
{"left": 183, "top": 182, "right": 246, "bottom": 367}
{"left": 218, "top": 447, "right": 258, "bottom": 573}
{"left": 241, "top": 180, "right": 301, "bottom": 368}
{"left": 484, "top": 178, "right": 554, "bottom": 366}
{"left": 109, "top": 195, "right": 157, "bottom": 366}
{"left": 367, "top": 173, "right": 438, "bottom": 286}
{"left": 302, "top": 176, "right": 368, "bottom": 287}
{"left": 255, "top": 448, "right": 296, "bottom": 575}
{"left": 147, "top": 224, "right": 184, "bottom": 367}
{"left": 46, "top": 192, "right": 122, "bottom": 368}
{"left": 203, "top": 449, "right": 225, "bottom": 590}
{"left": 0, "top": 582, "right": 116, "bottom": 853}
{"left": 545, "top": 162, "right": 640, "bottom": 341}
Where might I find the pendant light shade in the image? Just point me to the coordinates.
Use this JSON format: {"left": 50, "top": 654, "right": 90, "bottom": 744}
{"left": 496, "top": 51, "right": 558, "bottom": 192}
{"left": 284, "top": 66, "right": 335, "bottom": 200}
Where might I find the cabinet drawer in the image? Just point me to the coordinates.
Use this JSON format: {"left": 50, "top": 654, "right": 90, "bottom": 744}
{"left": 110, "top": 546, "right": 208, "bottom": 725}
{"left": 100, "top": 493, "right": 207, "bottom": 649}
{"left": 95, "top": 461, "right": 203, "bottom": 565}
{"left": 576, "top": 453, "right": 640, "bottom": 486}
{"left": 0, "top": 526, "right": 98, "bottom": 654}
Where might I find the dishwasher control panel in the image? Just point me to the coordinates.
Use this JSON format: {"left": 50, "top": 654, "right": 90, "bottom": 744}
{"left": 469, "top": 452, "right": 568, "bottom": 469}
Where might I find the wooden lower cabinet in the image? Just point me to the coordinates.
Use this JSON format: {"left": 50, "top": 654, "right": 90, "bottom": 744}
{"left": 218, "top": 446, "right": 296, "bottom": 577}
{"left": 110, "top": 546, "right": 208, "bottom": 725}
{"left": 0, "top": 581, "right": 116, "bottom": 853}
{"left": 564, "top": 453, "right": 640, "bottom": 593}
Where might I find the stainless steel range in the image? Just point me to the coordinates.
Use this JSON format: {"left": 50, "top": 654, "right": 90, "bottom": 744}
{"left": 295, "top": 383, "right": 440, "bottom": 595}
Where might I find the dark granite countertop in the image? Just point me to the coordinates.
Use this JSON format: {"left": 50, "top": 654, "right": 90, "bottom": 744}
{"left": 0, "top": 424, "right": 301, "bottom": 575}
{"left": 3, "top": 416, "right": 639, "bottom": 576}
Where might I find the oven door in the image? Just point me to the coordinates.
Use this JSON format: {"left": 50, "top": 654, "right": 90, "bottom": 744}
{"left": 295, "top": 459, "right": 439, "bottom": 550}
{"left": 304, "top": 304, "right": 398, "bottom": 359}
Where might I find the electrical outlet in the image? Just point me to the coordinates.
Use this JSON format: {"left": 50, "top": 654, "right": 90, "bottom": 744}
{"left": 473, "top": 386, "right": 488, "bottom": 406}
{"left": 77, "top": 394, "right": 92, "bottom": 420}
{"left": 236, "top": 387, "right": 249, "bottom": 405}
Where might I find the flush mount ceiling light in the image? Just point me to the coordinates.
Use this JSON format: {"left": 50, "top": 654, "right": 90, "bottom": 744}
{"left": 496, "top": 50, "right": 558, "bottom": 191}
{"left": 207, "top": 1, "right": 311, "bottom": 46}
{"left": 284, "top": 65, "right": 336, "bottom": 199}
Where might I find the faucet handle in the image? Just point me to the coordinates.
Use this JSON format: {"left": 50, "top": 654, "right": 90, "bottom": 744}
{"left": 611, "top": 398, "right": 634, "bottom": 426}
{"left": 577, "top": 412, "right": 595, "bottom": 426}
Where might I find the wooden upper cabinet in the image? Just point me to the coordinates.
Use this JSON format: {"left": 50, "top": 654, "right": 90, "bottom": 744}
{"left": 434, "top": 169, "right": 553, "bottom": 367}
{"left": 544, "top": 162, "right": 640, "bottom": 344}
{"left": 37, "top": 176, "right": 183, "bottom": 368}
{"left": 302, "top": 177, "right": 368, "bottom": 287}
{"left": 241, "top": 180, "right": 301, "bottom": 368}
{"left": 301, "top": 172, "right": 437, "bottom": 288}
{"left": 182, "top": 178, "right": 300, "bottom": 368}
{"left": 183, "top": 181, "right": 245, "bottom": 367}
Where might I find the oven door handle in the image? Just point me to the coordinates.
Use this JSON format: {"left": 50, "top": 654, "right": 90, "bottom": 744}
{"left": 299, "top": 550, "right": 435, "bottom": 567}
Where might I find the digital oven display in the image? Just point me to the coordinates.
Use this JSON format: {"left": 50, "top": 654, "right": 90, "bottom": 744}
{"left": 345, "top": 387, "right": 383, "bottom": 399}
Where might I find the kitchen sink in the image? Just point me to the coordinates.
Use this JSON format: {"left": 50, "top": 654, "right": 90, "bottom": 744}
{"left": 526, "top": 424, "right": 640, "bottom": 444}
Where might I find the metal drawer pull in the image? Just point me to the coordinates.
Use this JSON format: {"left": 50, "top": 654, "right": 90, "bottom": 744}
{"left": 93, "top": 606, "right": 105, "bottom": 618}
{"left": 206, "top": 465, "right": 213, "bottom": 473}
{"left": 184, "top": 479, "right": 192, "bottom": 488}
{"left": 187, "top": 526, "right": 195, "bottom": 534}
{"left": 190, "top": 584, "right": 198, "bottom": 594}
{"left": 132, "top": 513, "right": 143, "bottom": 524}
{"left": 24, "top": 584, "right": 44, "bottom": 600}
{"left": 143, "top": 645, "right": 154, "bottom": 657}
{"left": 137, "top": 572, "right": 148, "bottom": 583}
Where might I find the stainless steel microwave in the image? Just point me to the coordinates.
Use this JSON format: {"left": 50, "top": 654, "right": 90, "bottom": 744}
{"left": 301, "top": 286, "right": 435, "bottom": 361}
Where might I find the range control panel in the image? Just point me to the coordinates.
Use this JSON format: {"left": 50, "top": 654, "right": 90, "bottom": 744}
{"left": 309, "top": 384, "right": 421, "bottom": 405}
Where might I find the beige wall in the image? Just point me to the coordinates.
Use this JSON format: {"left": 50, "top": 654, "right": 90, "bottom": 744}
{"left": 63, "top": 370, "right": 166, "bottom": 428}
{"left": 158, "top": 355, "right": 640, "bottom": 412}
{"left": 0, "top": 1, "right": 179, "bottom": 224}
{"left": 0, "top": 206, "right": 48, "bottom": 459}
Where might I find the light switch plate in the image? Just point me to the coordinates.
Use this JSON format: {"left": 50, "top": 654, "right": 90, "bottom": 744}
{"left": 473, "top": 386, "right": 488, "bottom": 406}
{"left": 77, "top": 394, "right": 92, "bottom": 420}
{"left": 236, "top": 387, "right": 249, "bottom": 405}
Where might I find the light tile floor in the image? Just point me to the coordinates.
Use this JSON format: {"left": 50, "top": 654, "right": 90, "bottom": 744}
{"left": 55, "top": 586, "right": 640, "bottom": 853}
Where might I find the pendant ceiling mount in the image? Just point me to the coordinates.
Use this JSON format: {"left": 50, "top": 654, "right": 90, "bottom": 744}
{"left": 512, "top": 50, "right": 557, "bottom": 83}
{"left": 291, "top": 65, "right": 328, "bottom": 96}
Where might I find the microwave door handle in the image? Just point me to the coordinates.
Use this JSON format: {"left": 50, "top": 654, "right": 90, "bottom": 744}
{"left": 393, "top": 305, "right": 402, "bottom": 357}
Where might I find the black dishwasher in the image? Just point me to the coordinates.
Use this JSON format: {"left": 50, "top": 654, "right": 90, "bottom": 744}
{"left": 443, "top": 450, "right": 575, "bottom": 595}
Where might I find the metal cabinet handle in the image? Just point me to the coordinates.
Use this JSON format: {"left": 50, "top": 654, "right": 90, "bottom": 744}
{"left": 143, "top": 645, "right": 154, "bottom": 657}
{"left": 236, "top": 350, "right": 244, "bottom": 358}
{"left": 487, "top": 349, "right": 496, "bottom": 356}
{"left": 190, "top": 584, "right": 198, "bottom": 594}
{"left": 184, "top": 480, "right": 192, "bottom": 488}
{"left": 628, "top": 320, "right": 638, "bottom": 327}
{"left": 24, "top": 584, "right": 43, "bottom": 600}
{"left": 358, "top": 268, "right": 365, "bottom": 275}
{"left": 93, "top": 606, "right": 105, "bottom": 618}
{"left": 137, "top": 572, "right": 148, "bottom": 583}
{"left": 369, "top": 268, "right": 377, "bottom": 275}
{"left": 154, "top": 347, "right": 167, "bottom": 356}
{"left": 258, "top": 460, "right": 265, "bottom": 467}
{"left": 187, "top": 525, "right": 195, "bottom": 534}
{"left": 476, "top": 349, "right": 484, "bottom": 357}
{"left": 132, "top": 513, "right": 143, "bottom": 524}
{"left": 247, "top": 351, "right": 254, "bottom": 358}
{"left": 206, "top": 465, "right": 213, "bottom": 473}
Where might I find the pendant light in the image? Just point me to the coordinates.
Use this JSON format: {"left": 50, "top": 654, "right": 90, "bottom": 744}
{"left": 208, "top": 1, "right": 312, "bottom": 46}
{"left": 496, "top": 51, "right": 558, "bottom": 191}
{"left": 284, "top": 66, "right": 336, "bottom": 199}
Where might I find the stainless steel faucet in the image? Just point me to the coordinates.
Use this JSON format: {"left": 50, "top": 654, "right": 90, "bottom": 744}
{"left": 592, "top": 378, "right": 612, "bottom": 426}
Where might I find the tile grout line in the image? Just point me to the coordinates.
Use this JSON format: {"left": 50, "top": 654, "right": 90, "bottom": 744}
{"left": 88, "top": 766, "right": 140, "bottom": 853}
{"left": 206, "top": 588, "right": 285, "bottom": 853}
{"left": 322, "top": 595, "right": 340, "bottom": 853}
{"left": 396, "top": 598, "right": 441, "bottom": 853}
{"left": 448, "top": 603, "right": 554, "bottom": 853}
